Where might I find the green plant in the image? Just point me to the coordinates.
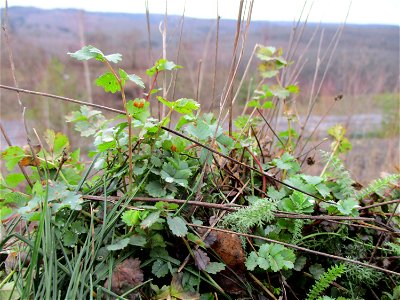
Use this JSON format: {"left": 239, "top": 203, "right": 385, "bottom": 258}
{"left": 1, "top": 44, "right": 399, "bottom": 300}
{"left": 307, "top": 264, "right": 347, "bottom": 300}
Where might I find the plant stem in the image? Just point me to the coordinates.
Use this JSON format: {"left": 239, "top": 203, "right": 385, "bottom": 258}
{"left": 103, "top": 60, "right": 133, "bottom": 190}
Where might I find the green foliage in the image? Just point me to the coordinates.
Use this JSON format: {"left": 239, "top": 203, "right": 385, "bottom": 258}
{"left": 246, "top": 243, "right": 296, "bottom": 272}
{"left": 1, "top": 44, "right": 398, "bottom": 300}
{"left": 327, "top": 124, "right": 352, "bottom": 154}
{"left": 68, "top": 45, "right": 122, "bottom": 63}
{"left": 222, "top": 197, "right": 276, "bottom": 232}
{"left": 307, "top": 264, "right": 347, "bottom": 300}
{"left": 320, "top": 151, "right": 355, "bottom": 200}
{"left": 356, "top": 173, "right": 400, "bottom": 200}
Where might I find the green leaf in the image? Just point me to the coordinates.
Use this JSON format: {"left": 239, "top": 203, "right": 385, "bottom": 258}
{"left": 173, "top": 98, "right": 200, "bottom": 115}
{"left": 249, "top": 243, "right": 296, "bottom": 272}
{"left": 0, "top": 282, "right": 20, "bottom": 300}
{"left": 270, "top": 85, "right": 290, "bottom": 100}
{"left": 68, "top": 45, "right": 122, "bottom": 63}
{"left": 106, "top": 238, "right": 130, "bottom": 251}
{"left": 247, "top": 99, "right": 261, "bottom": 108}
{"left": 141, "top": 211, "right": 161, "bottom": 229}
{"left": 286, "top": 85, "right": 299, "bottom": 93}
{"left": 119, "top": 68, "right": 145, "bottom": 88}
{"left": 121, "top": 210, "right": 141, "bottom": 226}
{"left": 281, "top": 191, "right": 314, "bottom": 214}
{"left": 315, "top": 183, "right": 331, "bottom": 198}
{"left": 294, "top": 256, "right": 307, "bottom": 271}
{"left": 263, "top": 101, "right": 275, "bottom": 109}
{"left": 1, "top": 146, "right": 26, "bottom": 171}
{"left": 186, "top": 120, "right": 212, "bottom": 141}
{"left": 63, "top": 230, "right": 78, "bottom": 247}
{"left": 126, "top": 99, "right": 150, "bottom": 123}
{"left": 5, "top": 173, "right": 25, "bottom": 188}
{"left": 129, "top": 235, "right": 147, "bottom": 247}
{"left": 95, "top": 72, "right": 120, "bottom": 93}
{"left": 147, "top": 58, "right": 182, "bottom": 76}
{"left": 336, "top": 198, "right": 359, "bottom": 216}
{"left": 327, "top": 124, "right": 346, "bottom": 140}
{"left": 0, "top": 207, "right": 12, "bottom": 220}
{"left": 187, "top": 232, "right": 205, "bottom": 248}
{"left": 68, "top": 45, "right": 104, "bottom": 61}
{"left": 309, "top": 264, "right": 325, "bottom": 279}
{"left": 204, "top": 262, "right": 226, "bottom": 274}
{"left": 152, "top": 259, "right": 170, "bottom": 278}
{"left": 70, "top": 221, "right": 86, "bottom": 234}
{"left": 145, "top": 181, "right": 167, "bottom": 198}
{"left": 45, "top": 129, "right": 69, "bottom": 157}
{"left": 245, "top": 252, "right": 259, "bottom": 271}
{"left": 157, "top": 96, "right": 174, "bottom": 109}
{"left": 167, "top": 216, "right": 188, "bottom": 237}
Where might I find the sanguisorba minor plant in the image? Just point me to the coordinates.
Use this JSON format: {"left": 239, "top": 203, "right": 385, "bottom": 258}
{"left": 1, "top": 45, "right": 399, "bottom": 300}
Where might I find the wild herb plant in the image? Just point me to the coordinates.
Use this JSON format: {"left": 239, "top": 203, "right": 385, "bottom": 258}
{"left": 0, "top": 45, "right": 399, "bottom": 299}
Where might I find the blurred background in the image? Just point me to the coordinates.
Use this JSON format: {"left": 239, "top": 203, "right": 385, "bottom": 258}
{"left": 0, "top": 0, "right": 399, "bottom": 183}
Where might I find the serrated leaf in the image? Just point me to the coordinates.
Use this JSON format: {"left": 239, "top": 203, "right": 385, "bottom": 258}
{"left": 63, "top": 230, "right": 78, "bottom": 247}
{"left": 315, "top": 183, "right": 331, "bottom": 198}
{"left": 145, "top": 181, "right": 167, "bottom": 198}
{"left": 152, "top": 259, "right": 170, "bottom": 278}
{"left": 1, "top": 146, "right": 26, "bottom": 171}
{"left": 121, "top": 210, "right": 141, "bottom": 226}
{"left": 336, "top": 198, "right": 359, "bottom": 216}
{"left": 70, "top": 221, "right": 86, "bottom": 234}
{"left": 141, "top": 211, "right": 161, "bottom": 229}
{"left": 129, "top": 235, "right": 147, "bottom": 247}
{"left": 173, "top": 98, "right": 200, "bottom": 115}
{"left": 204, "top": 262, "right": 225, "bottom": 274}
{"left": 167, "top": 216, "right": 187, "bottom": 237}
{"left": 157, "top": 96, "right": 174, "bottom": 109}
{"left": 68, "top": 45, "right": 104, "bottom": 61}
{"left": 106, "top": 238, "right": 130, "bottom": 251}
{"left": 281, "top": 191, "right": 314, "bottom": 214}
{"left": 186, "top": 120, "right": 212, "bottom": 141}
{"left": 245, "top": 252, "right": 258, "bottom": 271}
{"left": 119, "top": 68, "right": 144, "bottom": 88}
{"left": 96, "top": 72, "right": 120, "bottom": 93}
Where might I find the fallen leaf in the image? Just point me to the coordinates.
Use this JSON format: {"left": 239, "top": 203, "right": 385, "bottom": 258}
{"left": 104, "top": 258, "right": 143, "bottom": 299}
{"left": 193, "top": 249, "right": 210, "bottom": 271}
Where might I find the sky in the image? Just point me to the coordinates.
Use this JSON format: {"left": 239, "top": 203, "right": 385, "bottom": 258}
{"left": 4, "top": 0, "right": 400, "bottom": 25}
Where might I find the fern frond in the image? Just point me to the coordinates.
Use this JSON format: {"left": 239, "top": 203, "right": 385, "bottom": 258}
{"left": 320, "top": 151, "right": 355, "bottom": 200}
{"left": 307, "top": 263, "right": 347, "bottom": 300}
{"left": 356, "top": 173, "right": 400, "bottom": 200}
{"left": 291, "top": 219, "right": 304, "bottom": 245}
{"left": 222, "top": 198, "right": 276, "bottom": 233}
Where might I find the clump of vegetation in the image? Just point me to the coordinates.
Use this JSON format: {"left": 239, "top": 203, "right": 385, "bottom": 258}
{"left": 1, "top": 45, "right": 399, "bottom": 300}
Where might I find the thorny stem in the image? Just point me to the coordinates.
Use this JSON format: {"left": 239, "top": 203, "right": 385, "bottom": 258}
{"left": 103, "top": 60, "right": 133, "bottom": 189}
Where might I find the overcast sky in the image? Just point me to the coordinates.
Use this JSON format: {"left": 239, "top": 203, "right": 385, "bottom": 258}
{"left": 4, "top": 0, "right": 400, "bottom": 25}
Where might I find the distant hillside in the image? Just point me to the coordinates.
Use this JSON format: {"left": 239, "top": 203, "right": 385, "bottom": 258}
{"left": 1, "top": 7, "right": 399, "bottom": 109}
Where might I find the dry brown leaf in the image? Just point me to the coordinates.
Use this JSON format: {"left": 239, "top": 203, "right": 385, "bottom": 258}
{"left": 104, "top": 258, "right": 143, "bottom": 299}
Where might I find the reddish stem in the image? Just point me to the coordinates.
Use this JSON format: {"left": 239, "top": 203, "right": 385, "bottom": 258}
{"left": 145, "top": 70, "right": 159, "bottom": 102}
{"left": 245, "top": 146, "right": 267, "bottom": 197}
